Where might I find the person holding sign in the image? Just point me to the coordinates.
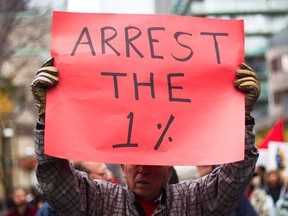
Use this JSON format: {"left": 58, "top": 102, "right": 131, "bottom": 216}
{"left": 31, "top": 58, "right": 260, "bottom": 215}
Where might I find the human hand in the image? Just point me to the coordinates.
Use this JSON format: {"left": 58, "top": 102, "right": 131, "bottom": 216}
{"left": 31, "top": 58, "right": 59, "bottom": 118}
{"left": 234, "top": 63, "right": 261, "bottom": 119}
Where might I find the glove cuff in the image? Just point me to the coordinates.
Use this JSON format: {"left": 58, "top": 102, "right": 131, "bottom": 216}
{"left": 36, "top": 120, "right": 45, "bottom": 130}
{"left": 245, "top": 116, "right": 255, "bottom": 125}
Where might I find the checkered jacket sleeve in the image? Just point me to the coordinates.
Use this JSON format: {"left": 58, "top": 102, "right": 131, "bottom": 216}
{"left": 34, "top": 123, "right": 258, "bottom": 215}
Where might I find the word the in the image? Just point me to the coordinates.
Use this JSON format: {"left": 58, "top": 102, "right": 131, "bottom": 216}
{"left": 101, "top": 71, "right": 191, "bottom": 102}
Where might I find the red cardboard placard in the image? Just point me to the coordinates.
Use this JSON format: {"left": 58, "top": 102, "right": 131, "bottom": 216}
{"left": 46, "top": 11, "right": 245, "bottom": 165}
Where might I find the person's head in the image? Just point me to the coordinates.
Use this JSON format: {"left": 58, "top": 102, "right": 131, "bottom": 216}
{"left": 121, "top": 164, "right": 172, "bottom": 201}
{"left": 251, "top": 175, "right": 261, "bottom": 188}
{"left": 255, "top": 165, "right": 266, "bottom": 177}
{"left": 12, "top": 188, "right": 28, "bottom": 207}
{"left": 266, "top": 169, "right": 282, "bottom": 187}
{"left": 84, "top": 162, "right": 111, "bottom": 181}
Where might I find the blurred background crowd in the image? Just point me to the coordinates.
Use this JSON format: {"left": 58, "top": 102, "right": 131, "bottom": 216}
{"left": 3, "top": 164, "right": 288, "bottom": 215}
{"left": 0, "top": 0, "right": 288, "bottom": 215}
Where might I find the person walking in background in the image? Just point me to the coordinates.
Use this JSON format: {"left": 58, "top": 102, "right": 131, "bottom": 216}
{"left": 196, "top": 165, "right": 258, "bottom": 216}
{"left": 6, "top": 188, "right": 38, "bottom": 216}
{"left": 256, "top": 165, "right": 267, "bottom": 189}
{"left": 246, "top": 175, "right": 275, "bottom": 216}
{"left": 34, "top": 203, "right": 56, "bottom": 216}
{"left": 265, "top": 169, "right": 284, "bottom": 205}
{"left": 36, "top": 161, "right": 114, "bottom": 216}
{"left": 106, "top": 163, "right": 127, "bottom": 185}
{"left": 275, "top": 176, "right": 288, "bottom": 216}
{"left": 82, "top": 161, "right": 112, "bottom": 181}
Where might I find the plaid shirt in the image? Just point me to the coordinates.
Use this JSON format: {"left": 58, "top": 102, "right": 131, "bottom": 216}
{"left": 35, "top": 122, "right": 258, "bottom": 216}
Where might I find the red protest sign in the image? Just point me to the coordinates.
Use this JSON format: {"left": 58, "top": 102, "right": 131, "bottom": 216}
{"left": 46, "top": 11, "right": 245, "bottom": 165}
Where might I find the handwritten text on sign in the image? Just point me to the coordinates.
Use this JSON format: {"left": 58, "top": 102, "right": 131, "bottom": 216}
{"left": 46, "top": 12, "right": 245, "bottom": 165}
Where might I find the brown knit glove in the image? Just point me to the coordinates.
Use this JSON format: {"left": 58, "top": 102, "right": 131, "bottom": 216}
{"left": 234, "top": 63, "right": 261, "bottom": 119}
{"left": 31, "top": 58, "right": 59, "bottom": 117}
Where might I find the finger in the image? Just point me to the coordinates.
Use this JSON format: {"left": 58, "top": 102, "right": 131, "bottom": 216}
{"left": 236, "top": 69, "right": 259, "bottom": 80}
{"left": 236, "top": 81, "right": 260, "bottom": 95}
{"left": 32, "top": 73, "right": 59, "bottom": 87}
{"left": 42, "top": 57, "right": 54, "bottom": 67}
{"left": 35, "top": 71, "right": 59, "bottom": 81}
{"left": 32, "top": 66, "right": 59, "bottom": 87}
{"left": 240, "top": 63, "right": 253, "bottom": 71}
{"left": 36, "top": 66, "right": 58, "bottom": 76}
{"left": 32, "top": 76, "right": 59, "bottom": 87}
{"left": 234, "top": 77, "right": 260, "bottom": 88}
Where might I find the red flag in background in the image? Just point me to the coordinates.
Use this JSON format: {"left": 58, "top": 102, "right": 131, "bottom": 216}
{"left": 258, "top": 117, "right": 284, "bottom": 149}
